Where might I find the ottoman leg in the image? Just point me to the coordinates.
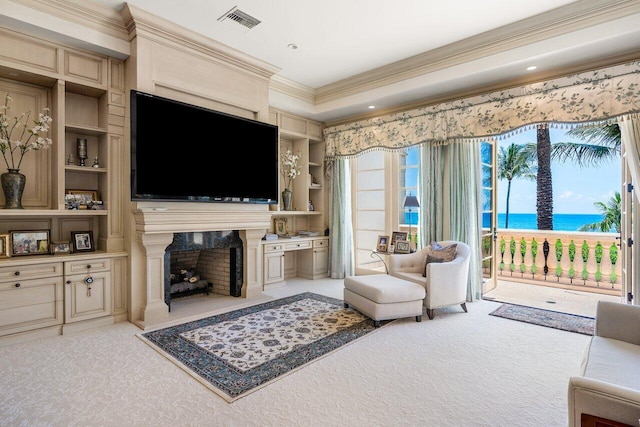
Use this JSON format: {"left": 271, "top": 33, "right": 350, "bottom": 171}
{"left": 344, "top": 302, "right": 349, "bottom": 308}
{"left": 416, "top": 315, "right": 422, "bottom": 322}
{"left": 374, "top": 320, "right": 381, "bottom": 328}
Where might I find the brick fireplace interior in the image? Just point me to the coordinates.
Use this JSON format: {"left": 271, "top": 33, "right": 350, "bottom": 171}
{"left": 164, "top": 231, "right": 243, "bottom": 307}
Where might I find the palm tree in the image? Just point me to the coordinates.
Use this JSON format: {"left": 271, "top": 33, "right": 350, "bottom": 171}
{"left": 536, "top": 127, "right": 553, "bottom": 230}
{"left": 551, "top": 124, "right": 621, "bottom": 167}
{"left": 579, "top": 192, "right": 621, "bottom": 232}
{"left": 498, "top": 143, "right": 536, "bottom": 228}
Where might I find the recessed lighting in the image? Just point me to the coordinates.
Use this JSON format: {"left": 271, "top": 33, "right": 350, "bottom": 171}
{"left": 287, "top": 43, "right": 298, "bottom": 50}
{"left": 526, "top": 65, "right": 537, "bottom": 71}
{"left": 368, "top": 105, "right": 375, "bottom": 109}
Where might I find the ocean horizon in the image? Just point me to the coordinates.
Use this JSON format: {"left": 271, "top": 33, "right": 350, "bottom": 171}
{"left": 495, "top": 213, "right": 612, "bottom": 232}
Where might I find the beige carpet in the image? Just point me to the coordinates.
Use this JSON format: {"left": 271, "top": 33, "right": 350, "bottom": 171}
{"left": 0, "top": 277, "right": 589, "bottom": 426}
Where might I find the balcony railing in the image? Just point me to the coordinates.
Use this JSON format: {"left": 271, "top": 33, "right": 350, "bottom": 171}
{"left": 484, "top": 229, "right": 622, "bottom": 296}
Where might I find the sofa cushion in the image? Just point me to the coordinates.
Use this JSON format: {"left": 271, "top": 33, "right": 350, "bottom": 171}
{"left": 582, "top": 336, "right": 640, "bottom": 390}
{"left": 421, "top": 243, "right": 458, "bottom": 277}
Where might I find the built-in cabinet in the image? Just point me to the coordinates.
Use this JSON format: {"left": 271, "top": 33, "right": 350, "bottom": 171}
{"left": 0, "top": 27, "right": 127, "bottom": 346}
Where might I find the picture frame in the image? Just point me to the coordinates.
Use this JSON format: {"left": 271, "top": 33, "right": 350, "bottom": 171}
{"left": 71, "top": 231, "right": 95, "bottom": 252}
{"left": 391, "top": 231, "right": 408, "bottom": 243}
{"left": 0, "top": 233, "right": 9, "bottom": 258}
{"left": 394, "top": 240, "right": 411, "bottom": 254}
{"left": 10, "top": 230, "right": 50, "bottom": 256}
{"left": 65, "top": 190, "right": 99, "bottom": 209}
{"left": 274, "top": 217, "right": 288, "bottom": 236}
{"left": 50, "top": 241, "right": 71, "bottom": 255}
{"left": 376, "top": 235, "right": 390, "bottom": 253}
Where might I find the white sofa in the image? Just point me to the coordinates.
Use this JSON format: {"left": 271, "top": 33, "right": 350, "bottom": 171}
{"left": 388, "top": 240, "right": 470, "bottom": 319}
{"left": 567, "top": 300, "right": 640, "bottom": 426}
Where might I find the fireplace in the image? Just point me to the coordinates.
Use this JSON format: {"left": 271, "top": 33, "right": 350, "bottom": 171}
{"left": 132, "top": 207, "right": 272, "bottom": 328}
{"left": 164, "top": 231, "right": 243, "bottom": 306}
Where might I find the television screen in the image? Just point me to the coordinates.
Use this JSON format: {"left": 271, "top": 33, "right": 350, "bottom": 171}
{"left": 130, "top": 90, "right": 279, "bottom": 204}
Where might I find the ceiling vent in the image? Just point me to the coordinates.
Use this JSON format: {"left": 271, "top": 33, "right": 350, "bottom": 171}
{"left": 218, "top": 7, "right": 261, "bottom": 32}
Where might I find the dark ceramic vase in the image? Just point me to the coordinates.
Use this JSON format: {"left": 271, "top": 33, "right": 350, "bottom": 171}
{"left": 282, "top": 188, "right": 292, "bottom": 211}
{"left": 1, "top": 169, "right": 26, "bottom": 209}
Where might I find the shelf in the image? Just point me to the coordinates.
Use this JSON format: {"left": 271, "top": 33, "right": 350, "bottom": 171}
{"left": 65, "top": 123, "right": 108, "bottom": 135}
{"left": 65, "top": 165, "right": 107, "bottom": 173}
{"left": 273, "top": 210, "right": 323, "bottom": 216}
{"left": 309, "top": 162, "right": 322, "bottom": 167}
{"left": 0, "top": 209, "right": 108, "bottom": 217}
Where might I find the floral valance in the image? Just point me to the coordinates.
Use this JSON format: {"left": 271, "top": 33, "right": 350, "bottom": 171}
{"left": 324, "top": 61, "right": 640, "bottom": 159}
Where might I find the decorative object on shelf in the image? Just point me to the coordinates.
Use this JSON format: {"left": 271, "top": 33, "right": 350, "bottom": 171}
{"left": 9, "top": 230, "right": 50, "bottom": 256}
{"left": 274, "top": 217, "right": 288, "bottom": 236}
{"left": 76, "top": 138, "right": 88, "bottom": 166}
{"left": 376, "top": 235, "right": 389, "bottom": 253}
{"left": 281, "top": 149, "right": 300, "bottom": 210}
{"left": 282, "top": 188, "right": 292, "bottom": 211}
{"left": 0, "top": 93, "right": 53, "bottom": 209}
{"left": 0, "top": 233, "right": 9, "bottom": 258}
{"left": 71, "top": 230, "right": 94, "bottom": 253}
{"left": 50, "top": 241, "right": 70, "bottom": 255}
{"left": 403, "top": 194, "right": 420, "bottom": 251}
{"left": 394, "top": 240, "right": 411, "bottom": 254}
{"left": 92, "top": 156, "right": 99, "bottom": 168}
{"left": 65, "top": 189, "right": 98, "bottom": 210}
{"left": 308, "top": 200, "right": 314, "bottom": 211}
{"left": 67, "top": 153, "right": 75, "bottom": 164}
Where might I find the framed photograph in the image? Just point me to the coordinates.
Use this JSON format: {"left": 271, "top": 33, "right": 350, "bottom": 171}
{"left": 394, "top": 240, "right": 411, "bottom": 254}
{"left": 50, "top": 241, "right": 71, "bottom": 255}
{"left": 10, "top": 230, "right": 50, "bottom": 256}
{"left": 65, "top": 189, "right": 99, "bottom": 207}
{"left": 376, "top": 235, "right": 390, "bottom": 253}
{"left": 71, "top": 231, "right": 95, "bottom": 252}
{"left": 0, "top": 233, "right": 9, "bottom": 258}
{"left": 391, "top": 231, "right": 408, "bottom": 243}
{"left": 274, "top": 217, "right": 288, "bottom": 236}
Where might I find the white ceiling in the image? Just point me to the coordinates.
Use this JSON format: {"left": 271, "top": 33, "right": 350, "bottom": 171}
{"left": 11, "top": 0, "right": 640, "bottom": 123}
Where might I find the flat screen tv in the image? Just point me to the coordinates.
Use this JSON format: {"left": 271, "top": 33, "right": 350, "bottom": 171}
{"left": 130, "top": 90, "right": 279, "bottom": 204}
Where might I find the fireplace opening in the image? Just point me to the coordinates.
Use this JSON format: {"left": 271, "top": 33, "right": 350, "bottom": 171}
{"left": 164, "top": 231, "right": 243, "bottom": 308}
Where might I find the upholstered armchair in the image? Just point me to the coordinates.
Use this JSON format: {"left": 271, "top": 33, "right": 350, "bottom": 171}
{"left": 388, "top": 240, "right": 471, "bottom": 319}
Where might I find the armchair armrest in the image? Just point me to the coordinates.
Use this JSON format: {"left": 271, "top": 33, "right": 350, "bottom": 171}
{"left": 568, "top": 376, "right": 640, "bottom": 427}
{"left": 595, "top": 301, "right": 640, "bottom": 345}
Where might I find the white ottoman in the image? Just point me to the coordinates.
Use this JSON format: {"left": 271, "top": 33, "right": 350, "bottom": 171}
{"left": 344, "top": 274, "right": 426, "bottom": 327}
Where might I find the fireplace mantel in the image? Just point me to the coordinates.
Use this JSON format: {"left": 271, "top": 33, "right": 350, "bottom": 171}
{"left": 132, "top": 207, "right": 273, "bottom": 328}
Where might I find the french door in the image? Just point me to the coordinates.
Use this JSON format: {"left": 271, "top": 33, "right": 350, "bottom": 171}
{"left": 480, "top": 140, "right": 498, "bottom": 294}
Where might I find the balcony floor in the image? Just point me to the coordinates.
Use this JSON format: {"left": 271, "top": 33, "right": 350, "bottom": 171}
{"left": 483, "top": 279, "right": 623, "bottom": 318}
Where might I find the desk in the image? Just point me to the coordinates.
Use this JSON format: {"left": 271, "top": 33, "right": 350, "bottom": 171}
{"left": 262, "top": 236, "right": 329, "bottom": 285}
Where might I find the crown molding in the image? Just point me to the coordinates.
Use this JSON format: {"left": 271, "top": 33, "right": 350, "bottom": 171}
{"left": 313, "top": 0, "right": 640, "bottom": 105}
{"left": 269, "top": 75, "right": 316, "bottom": 104}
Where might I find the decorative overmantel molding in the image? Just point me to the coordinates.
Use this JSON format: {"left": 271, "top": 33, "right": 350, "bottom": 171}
{"left": 133, "top": 209, "right": 273, "bottom": 234}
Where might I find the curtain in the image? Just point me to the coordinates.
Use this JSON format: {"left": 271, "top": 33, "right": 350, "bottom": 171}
{"left": 418, "top": 143, "right": 445, "bottom": 247}
{"left": 447, "top": 140, "right": 483, "bottom": 301}
{"left": 324, "top": 61, "right": 640, "bottom": 157}
{"left": 328, "top": 158, "right": 355, "bottom": 278}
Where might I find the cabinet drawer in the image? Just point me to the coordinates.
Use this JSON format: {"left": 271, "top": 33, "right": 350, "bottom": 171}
{"left": 313, "top": 239, "right": 328, "bottom": 248}
{"left": 0, "top": 277, "right": 64, "bottom": 332}
{"left": 0, "top": 262, "right": 63, "bottom": 282}
{"left": 284, "top": 241, "right": 312, "bottom": 251}
{"left": 264, "top": 243, "right": 283, "bottom": 253}
{"left": 65, "top": 258, "right": 110, "bottom": 275}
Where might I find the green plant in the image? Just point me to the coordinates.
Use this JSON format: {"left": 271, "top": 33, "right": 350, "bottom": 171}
{"left": 610, "top": 242, "right": 618, "bottom": 285}
{"left": 581, "top": 240, "right": 589, "bottom": 282}
{"left": 519, "top": 237, "right": 527, "bottom": 274}
{"left": 568, "top": 240, "right": 576, "bottom": 282}
{"left": 594, "top": 241, "right": 603, "bottom": 283}
{"left": 509, "top": 237, "right": 516, "bottom": 273}
{"left": 531, "top": 238, "right": 538, "bottom": 275}
{"left": 554, "top": 239, "right": 563, "bottom": 279}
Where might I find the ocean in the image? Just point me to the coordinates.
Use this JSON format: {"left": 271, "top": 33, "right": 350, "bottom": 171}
{"left": 496, "top": 213, "right": 611, "bottom": 232}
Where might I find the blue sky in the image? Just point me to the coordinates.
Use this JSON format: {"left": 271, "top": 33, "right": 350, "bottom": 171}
{"left": 497, "top": 127, "right": 621, "bottom": 215}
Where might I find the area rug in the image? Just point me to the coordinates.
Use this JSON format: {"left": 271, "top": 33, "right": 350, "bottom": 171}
{"left": 489, "top": 303, "right": 594, "bottom": 335}
{"left": 138, "top": 292, "right": 388, "bottom": 402}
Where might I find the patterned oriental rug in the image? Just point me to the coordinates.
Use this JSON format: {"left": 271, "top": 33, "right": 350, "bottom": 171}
{"left": 138, "top": 292, "right": 388, "bottom": 402}
{"left": 489, "top": 303, "right": 594, "bottom": 336}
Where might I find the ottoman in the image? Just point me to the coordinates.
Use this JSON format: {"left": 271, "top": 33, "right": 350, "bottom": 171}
{"left": 343, "top": 274, "right": 426, "bottom": 327}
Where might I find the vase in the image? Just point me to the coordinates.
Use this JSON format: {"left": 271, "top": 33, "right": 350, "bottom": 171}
{"left": 282, "top": 188, "right": 292, "bottom": 211}
{"left": 1, "top": 169, "right": 26, "bottom": 209}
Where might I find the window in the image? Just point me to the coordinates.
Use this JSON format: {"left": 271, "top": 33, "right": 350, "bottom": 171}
{"left": 399, "top": 146, "right": 420, "bottom": 245}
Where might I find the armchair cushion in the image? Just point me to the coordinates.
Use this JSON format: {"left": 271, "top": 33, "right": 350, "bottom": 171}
{"left": 421, "top": 242, "right": 458, "bottom": 277}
